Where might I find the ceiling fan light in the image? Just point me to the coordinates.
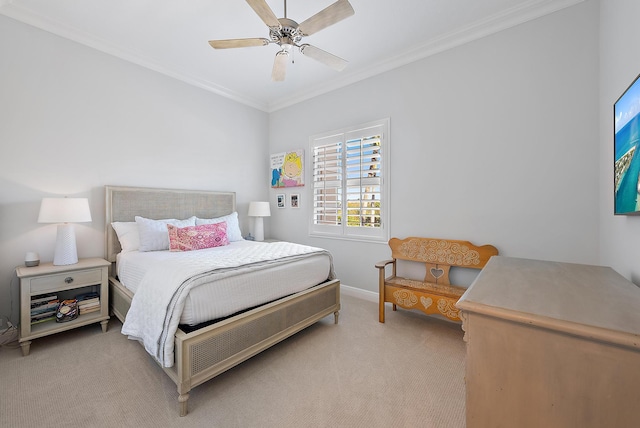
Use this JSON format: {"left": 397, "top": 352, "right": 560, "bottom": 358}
{"left": 280, "top": 36, "right": 294, "bottom": 52}
{"left": 272, "top": 50, "right": 289, "bottom": 82}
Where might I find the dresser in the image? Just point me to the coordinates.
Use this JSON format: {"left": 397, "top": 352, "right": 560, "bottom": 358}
{"left": 457, "top": 256, "right": 640, "bottom": 428}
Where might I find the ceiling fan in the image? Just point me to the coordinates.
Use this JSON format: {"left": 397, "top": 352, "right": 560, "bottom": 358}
{"left": 209, "top": 0, "right": 355, "bottom": 81}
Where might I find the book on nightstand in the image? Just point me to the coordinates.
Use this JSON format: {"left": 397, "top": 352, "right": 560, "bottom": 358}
{"left": 31, "top": 316, "right": 56, "bottom": 325}
{"left": 31, "top": 294, "right": 58, "bottom": 306}
{"left": 31, "top": 300, "right": 60, "bottom": 314}
{"left": 30, "top": 295, "right": 60, "bottom": 325}
{"left": 76, "top": 292, "right": 100, "bottom": 315}
{"left": 79, "top": 305, "right": 100, "bottom": 315}
{"left": 79, "top": 301, "right": 100, "bottom": 312}
{"left": 75, "top": 292, "right": 99, "bottom": 303}
{"left": 31, "top": 309, "right": 57, "bottom": 324}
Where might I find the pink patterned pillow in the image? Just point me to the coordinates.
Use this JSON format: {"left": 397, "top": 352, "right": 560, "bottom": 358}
{"left": 167, "top": 222, "right": 229, "bottom": 252}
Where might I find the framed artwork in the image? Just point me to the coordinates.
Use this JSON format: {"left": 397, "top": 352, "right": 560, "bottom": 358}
{"left": 290, "top": 193, "right": 300, "bottom": 208}
{"left": 271, "top": 149, "right": 304, "bottom": 188}
{"left": 614, "top": 71, "right": 640, "bottom": 215}
{"left": 277, "top": 194, "right": 285, "bottom": 208}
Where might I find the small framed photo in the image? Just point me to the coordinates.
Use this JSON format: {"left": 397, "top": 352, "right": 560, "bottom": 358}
{"left": 290, "top": 194, "right": 300, "bottom": 208}
{"left": 277, "top": 194, "right": 285, "bottom": 208}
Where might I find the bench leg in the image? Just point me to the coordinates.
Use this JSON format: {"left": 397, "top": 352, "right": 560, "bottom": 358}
{"left": 379, "top": 276, "right": 386, "bottom": 323}
{"left": 379, "top": 291, "right": 386, "bottom": 323}
{"left": 392, "top": 304, "right": 397, "bottom": 311}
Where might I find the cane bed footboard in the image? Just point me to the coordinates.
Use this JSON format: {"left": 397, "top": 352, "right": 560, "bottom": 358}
{"left": 109, "top": 276, "right": 340, "bottom": 416}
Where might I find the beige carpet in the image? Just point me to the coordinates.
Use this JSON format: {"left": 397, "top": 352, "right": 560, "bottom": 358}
{"left": 0, "top": 294, "right": 466, "bottom": 427}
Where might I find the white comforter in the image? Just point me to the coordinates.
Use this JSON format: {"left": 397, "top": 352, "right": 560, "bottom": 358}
{"left": 121, "top": 241, "right": 335, "bottom": 367}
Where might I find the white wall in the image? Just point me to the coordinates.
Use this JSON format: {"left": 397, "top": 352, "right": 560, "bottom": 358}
{"left": 0, "top": 16, "right": 269, "bottom": 324}
{"left": 599, "top": 0, "right": 640, "bottom": 283}
{"left": 0, "top": 1, "right": 606, "bottom": 325}
{"left": 269, "top": 1, "right": 600, "bottom": 294}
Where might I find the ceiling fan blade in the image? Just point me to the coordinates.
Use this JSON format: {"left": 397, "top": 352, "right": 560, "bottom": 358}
{"left": 298, "top": 0, "right": 355, "bottom": 36}
{"left": 246, "top": 0, "right": 282, "bottom": 29}
{"left": 300, "top": 44, "right": 348, "bottom": 71}
{"left": 272, "top": 51, "right": 289, "bottom": 81}
{"left": 208, "top": 38, "right": 270, "bottom": 49}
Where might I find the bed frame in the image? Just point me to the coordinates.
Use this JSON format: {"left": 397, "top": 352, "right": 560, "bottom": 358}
{"left": 104, "top": 185, "right": 340, "bottom": 416}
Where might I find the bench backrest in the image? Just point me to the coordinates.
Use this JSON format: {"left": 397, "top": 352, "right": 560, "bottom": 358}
{"left": 389, "top": 237, "right": 498, "bottom": 285}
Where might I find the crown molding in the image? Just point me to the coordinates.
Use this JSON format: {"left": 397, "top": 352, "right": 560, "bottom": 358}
{"left": 0, "top": 4, "right": 270, "bottom": 111}
{"left": 2, "top": 0, "right": 584, "bottom": 113}
{"left": 267, "top": 0, "right": 585, "bottom": 112}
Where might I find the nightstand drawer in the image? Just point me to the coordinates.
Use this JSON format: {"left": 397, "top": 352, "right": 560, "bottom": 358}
{"left": 30, "top": 269, "right": 103, "bottom": 294}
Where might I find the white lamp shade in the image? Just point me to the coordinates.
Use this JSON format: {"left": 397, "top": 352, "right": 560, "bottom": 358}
{"left": 38, "top": 198, "right": 92, "bottom": 223}
{"left": 248, "top": 201, "right": 271, "bottom": 217}
{"left": 38, "top": 197, "right": 92, "bottom": 265}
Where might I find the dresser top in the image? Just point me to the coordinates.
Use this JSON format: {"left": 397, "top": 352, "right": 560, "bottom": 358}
{"left": 457, "top": 256, "right": 640, "bottom": 347}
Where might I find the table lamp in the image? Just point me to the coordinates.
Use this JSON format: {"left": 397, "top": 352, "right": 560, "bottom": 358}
{"left": 248, "top": 201, "right": 271, "bottom": 242}
{"left": 38, "top": 197, "right": 92, "bottom": 265}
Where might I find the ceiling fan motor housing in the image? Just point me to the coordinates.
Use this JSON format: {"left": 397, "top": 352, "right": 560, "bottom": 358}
{"left": 270, "top": 18, "right": 303, "bottom": 46}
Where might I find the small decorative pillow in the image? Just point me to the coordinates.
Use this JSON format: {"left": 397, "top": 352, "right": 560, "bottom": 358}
{"left": 111, "top": 221, "right": 139, "bottom": 253}
{"left": 168, "top": 222, "right": 229, "bottom": 252}
{"left": 195, "top": 212, "right": 243, "bottom": 242}
{"left": 135, "top": 216, "right": 196, "bottom": 252}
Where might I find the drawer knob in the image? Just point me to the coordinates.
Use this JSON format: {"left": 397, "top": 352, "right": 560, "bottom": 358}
{"left": 64, "top": 276, "right": 74, "bottom": 284}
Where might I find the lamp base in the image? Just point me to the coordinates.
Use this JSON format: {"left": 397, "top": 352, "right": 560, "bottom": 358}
{"left": 253, "top": 217, "right": 265, "bottom": 242}
{"left": 53, "top": 224, "right": 79, "bottom": 266}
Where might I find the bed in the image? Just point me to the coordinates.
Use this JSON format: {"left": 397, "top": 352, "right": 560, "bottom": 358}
{"left": 104, "top": 185, "right": 340, "bottom": 416}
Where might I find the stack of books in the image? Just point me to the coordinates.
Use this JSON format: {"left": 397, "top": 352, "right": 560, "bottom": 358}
{"left": 75, "top": 292, "right": 100, "bottom": 315}
{"left": 30, "top": 294, "right": 59, "bottom": 325}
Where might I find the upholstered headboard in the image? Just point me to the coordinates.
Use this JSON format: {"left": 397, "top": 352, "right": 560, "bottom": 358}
{"left": 104, "top": 185, "right": 236, "bottom": 263}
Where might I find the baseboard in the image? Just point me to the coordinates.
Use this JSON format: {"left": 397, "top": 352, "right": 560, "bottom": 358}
{"left": 339, "top": 284, "right": 378, "bottom": 303}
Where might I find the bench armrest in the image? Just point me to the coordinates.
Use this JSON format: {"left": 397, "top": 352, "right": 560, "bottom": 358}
{"left": 376, "top": 259, "right": 396, "bottom": 285}
{"left": 375, "top": 259, "right": 395, "bottom": 269}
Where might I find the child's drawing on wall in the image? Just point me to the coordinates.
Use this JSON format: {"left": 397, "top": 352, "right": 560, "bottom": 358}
{"left": 270, "top": 150, "right": 304, "bottom": 188}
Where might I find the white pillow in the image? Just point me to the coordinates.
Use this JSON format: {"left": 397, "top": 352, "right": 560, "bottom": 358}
{"left": 195, "top": 212, "right": 243, "bottom": 242}
{"left": 135, "top": 216, "right": 196, "bottom": 252}
{"left": 111, "top": 222, "right": 140, "bottom": 253}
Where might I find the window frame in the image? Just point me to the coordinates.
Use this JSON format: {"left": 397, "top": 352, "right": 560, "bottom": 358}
{"left": 308, "top": 118, "right": 390, "bottom": 243}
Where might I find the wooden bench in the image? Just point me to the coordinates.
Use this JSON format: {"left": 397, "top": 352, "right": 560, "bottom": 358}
{"left": 376, "top": 237, "right": 498, "bottom": 323}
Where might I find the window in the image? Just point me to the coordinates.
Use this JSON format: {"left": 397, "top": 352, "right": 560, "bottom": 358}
{"left": 309, "top": 118, "right": 389, "bottom": 242}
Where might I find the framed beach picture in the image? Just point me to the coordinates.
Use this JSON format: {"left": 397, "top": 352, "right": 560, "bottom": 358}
{"left": 614, "top": 72, "right": 640, "bottom": 215}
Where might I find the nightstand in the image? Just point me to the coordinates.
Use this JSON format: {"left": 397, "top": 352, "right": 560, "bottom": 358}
{"left": 16, "top": 257, "right": 110, "bottom": 356}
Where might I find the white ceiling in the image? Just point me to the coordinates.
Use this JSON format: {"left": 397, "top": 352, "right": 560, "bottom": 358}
{"left": 1, "top": 0, "right": 582, "bottom": 112}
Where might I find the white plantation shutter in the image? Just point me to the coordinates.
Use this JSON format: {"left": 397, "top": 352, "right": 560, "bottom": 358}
{"left": 312, "top": 136, "right": 343, "bottom": 227}
{"left": 310, "top": 119, "right": 389, "bottom": 242}
{"left": 345, "top": 134, "right": 381, "bottom": 228}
